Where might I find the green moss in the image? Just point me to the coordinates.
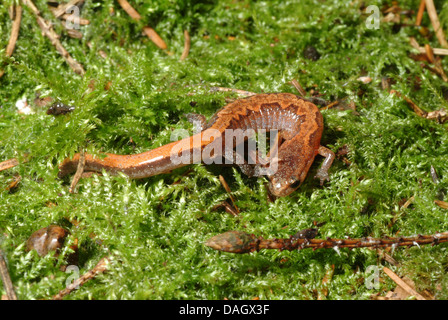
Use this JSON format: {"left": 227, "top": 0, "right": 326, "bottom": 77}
{"left": 1, "top": 0, "right": 448, "bottom": 300}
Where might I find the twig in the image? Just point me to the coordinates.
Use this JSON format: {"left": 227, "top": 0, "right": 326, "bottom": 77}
{"left": 383, "top": 267, "right": 426, "bottom": 300}
{"left": 22, "top": 0, "right": 85, "bottom": 75}
{"left": 415, "top": 0, "right": 426, "bottom": 26}
{"left": 435, "top": 200, "right": 448, "bottom": 209}
{"left": 180, "top": 30, "right": 190, "bottom": 60}
{"left": 219, "top": 175, "right": 240, "bottom": 214}
{"left": 390, "top": 90, "right": 427, "bottom": 117}
{"left": 319, "top": 100, "right": 340, "bottom": 111}
{"left": 52, "top": 0, "right": 84, "bottom": 18}
{"left": 69, "top": 149, "right": 86, "bottom": 193}
{"left": 0, "top": 249, "right": 17, "bottom": 300}
{"left": 0, "top": 158, "right": 19, "bottom": 172}
{"left": 205, "top": 230, "right": 448, "bottom": 254}
{"left": 52, "top": 256, "right": 109, "bottom": 300}
{"left": 424, "top": 0, "right": 448, "bottom": 48}
{"left": 425, "top": 44, "right": 435, "bottom": 63}
{"left": 409, "top": 37, "right": 448, "bottom": 55}
{"left": 49, "top": 6, "right": 90, "bottom": 25}
{"left": 0, "top": 5, "right": 22, "bottom": 78}
{"left": 290, "top": 79, "right": 307, "bottom": 97}
{"left": 117, "top": 0, "right": 167, "bottom": 50}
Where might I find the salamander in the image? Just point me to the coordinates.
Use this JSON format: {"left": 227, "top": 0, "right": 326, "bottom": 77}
{"left": 58, "top": 93, "right": 335, "bottom": 197}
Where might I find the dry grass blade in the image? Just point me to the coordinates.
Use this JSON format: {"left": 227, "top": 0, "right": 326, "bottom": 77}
{"left": 69, "top": 149, "right": 86, "bottom": 193}
{"left": 22, "top": 0, "right": 85, "bottom": 75}
{"left": 117, "top": 0, "right": 167, "bottom": 50}
{"left": 424, "top": 0, "right": 448, "bottom": 48}
{"left": 0, "top": 249, "right": 17, "bottom": 300}
{"left": 383, "top": 267, "right": 426, "bottom": 300}
{"left": 0, "top": 5, "right": 22, "bottom": 78}
{"left": 290, "top": 79, "right": 307, "bottom": 97}
{"left": 435, "top": 200, "right": 448, "bottom": 209}
{"left": 0, "top": 158, "right": 19, "bottom": 172}
{"left": 52, "top": 0, "right": 84, "bottom": 18}
{"left": 219, "top": 175, "right": 240, "bottom": 214}
{"left": 180, "top": 30, "right": 191, "bottom": 60}
{"left": 52, "top": 256, "right": 110, "bottom": 300}
{"left": 415, "top": 0, "right": 425, "bottom": 26}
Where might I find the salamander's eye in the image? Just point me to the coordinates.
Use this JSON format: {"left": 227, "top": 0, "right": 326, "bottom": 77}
{"left": 289, "top": 176, "right": 301, "bottom": 189}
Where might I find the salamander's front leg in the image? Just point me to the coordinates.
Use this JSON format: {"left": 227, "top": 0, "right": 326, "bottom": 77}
{"left": 314, "top": 145, "right": 335, "bottom": 185}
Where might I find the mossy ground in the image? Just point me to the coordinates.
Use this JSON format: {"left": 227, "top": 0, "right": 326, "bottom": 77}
{"left": 1, "top": 0, "right": 448, "bottom": 300}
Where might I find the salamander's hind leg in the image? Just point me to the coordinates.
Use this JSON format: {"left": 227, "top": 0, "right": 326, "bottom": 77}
{"left": 314, "top": 146, "right": 335, "bottom": 185}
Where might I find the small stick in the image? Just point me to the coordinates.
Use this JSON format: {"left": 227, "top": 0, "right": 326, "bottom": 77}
{"left": 52, "top": 256, "right": 109, "bottom": 300}
{"left": 52, "top": 0, "right": 84, "bottom": 18}
{"left": 410, "top": 37, "right": 448, "bottom": 55}
{"left": 117, "top": 0, "right": 167, "bottom": 50}
{"left": 180, "top": 30, "right": 191, "bottom": 61}
{"left": 0, "top": 249, "right": 17, "bottom": 300}
{"left": 0, "top": 158, "right": 19, "bottom": 172}
{"left": 22, "top": 0, "right": 85, "bottom": 75}
{"left": 69, "top": 149, "right": 86, "bottom": 193}
{"left": 425, "top": 44, "right": 435, "bottom": 63}
{"left": 0, "top": 5, "right": 22, "bottom": 78}
{"left": 205, "top": 230, "right": 448, "bottom": 254}
{"left": 415, "top": 0, "right": 426, "bottom": 26}
{"left": 212, "top": 201, "right": 239, "bottom": 217}
{"left": 290, "top": 79, "right": 307, "bottom": 97}
{"left": 430, "top": 165, "right": 439, "bottom": 184}
{"left": 49, "top": 7, "right": 90, "bottom": 25}
{"left": 319, "top": 100, "right": 339, "bottom": 111}
{"left": 219, "top": 175, "right": 240, "bottom": 214}
{"left": 383, "top": 267, "right": 426, "bottom": 300}
{"left": 434, "top": 200, "right": 448, "bottom": 209}
{"left": 390, "top": 90, "right": 428, "bottom": 118}
{"left": 424, "top": 0, "right": 448, "bottom": 48}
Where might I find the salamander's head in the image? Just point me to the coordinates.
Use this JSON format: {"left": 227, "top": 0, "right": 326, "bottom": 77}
{"left": 267, "top": 154, "right": 312, "bottom": 197}
{"left": 267, "top": 168, "right": 306, "bottom": 197}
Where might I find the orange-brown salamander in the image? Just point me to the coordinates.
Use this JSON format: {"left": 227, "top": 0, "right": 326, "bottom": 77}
{"left": 58, "top": 93, "right": 335, "bottom": 197}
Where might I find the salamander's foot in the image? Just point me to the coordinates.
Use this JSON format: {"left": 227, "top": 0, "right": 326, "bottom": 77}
{"left": 315, "top": 145, "right": 335, "bottom": 185}
{"left": 314, "top": 169, "right": 330, "bottom": 186}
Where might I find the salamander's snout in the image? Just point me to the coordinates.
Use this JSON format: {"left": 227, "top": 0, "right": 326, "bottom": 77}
{"left": 268, "top": 175, "right": 302, "bottom": 197}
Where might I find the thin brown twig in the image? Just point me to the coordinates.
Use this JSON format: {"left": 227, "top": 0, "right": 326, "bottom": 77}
{"left": 117, "top": 0, "right": 167, "bottom": 50}
{"left": 52, "top": 0, "right": 84, "bottom": 18}
{"left": 22, "top": 0, "right": 85, "bottom": 75}
{"left": 0, "top": 249, "right": 17, "bottom": 300}
{"left": 290, "top": 79, "right": 307, "bottom": 97}
{"left": 409, "top": 37, "right": 448, "bottom": 55}
{"left": 52, "top": 256, "right": 109, "bottom": 300}
{"left": 218, "top": 175, "right": 240, "bottom": 214}
{"left": 205, "top": 230, "right": 448, "bottom": 254}
{"left": 424, "top": 0, "right": 448, "bottom": 48}
{"left": 49, "top": 6, "right": 90, "bottom": 25}
{"left": 0, "top": 158, "right": 19, "bottom": 172}
{"left": 69, "top": 149, "right": 86, "bottom": 193}
{"left": 383, "top": 267, "right": 426, "bottom": 300}
{"left": 415, "top": 0, "right": 426, "bottom": 26}
{"left": 390, "top": 90, "right": 428, "bottom": 118}
{"left": 0, "top": 5, "right": 22, "bottom": 78}
{"left": 180, "top": 30, "right": 190, "bottom": 61}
